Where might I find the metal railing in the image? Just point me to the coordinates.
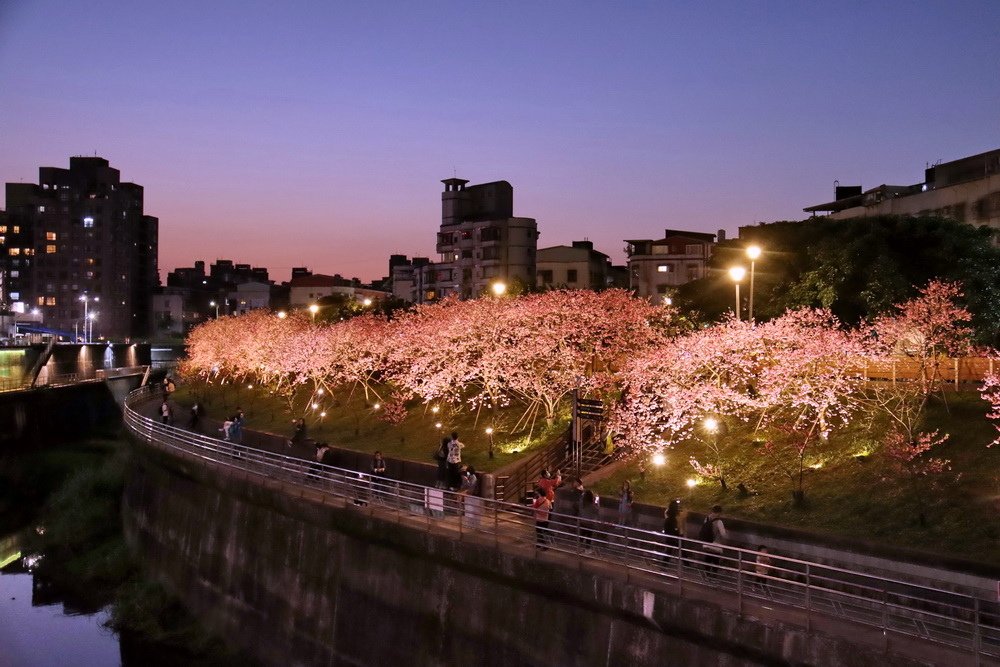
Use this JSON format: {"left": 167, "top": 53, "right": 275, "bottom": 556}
{"left": 123, "top": 385, "right": 998, "bottom": 662}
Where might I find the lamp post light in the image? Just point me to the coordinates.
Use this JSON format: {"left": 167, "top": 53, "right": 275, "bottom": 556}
{"left": 277, "top": 310, "right": 287, "bottom": 319}
{"left": 88, "top": 311, "right": 97, "bottom": 342}
{"left": 728, "top": 266, "right": 746, "bottom": 321}
{"left": 209, "top": 300, "right": 219, "bottom": 319}
{"left": 79, "top": 294, "right": 99, "bottom": 342}
{"left": 362, "top": 297, "right": 373, "bottom": 307}
{"left": 309, "top": 304, "right": 319, "bottom": 322}
{"left": 491, "top": 281, "right": 507, "bottom": 297}
{"left": 486, "top": 426, "right": 495, "bottom": 459}
{"left": 746, "top": 245, "right": 761, "bottom": 322}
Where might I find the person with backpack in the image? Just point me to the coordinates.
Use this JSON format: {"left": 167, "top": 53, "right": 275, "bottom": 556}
{"left": 700, "top": 504, "right": 727, "bottom": 575}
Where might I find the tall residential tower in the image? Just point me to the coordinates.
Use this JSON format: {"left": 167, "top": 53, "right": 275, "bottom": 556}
{"left": 1, "top": 157, "right": 159, "bottom": 339}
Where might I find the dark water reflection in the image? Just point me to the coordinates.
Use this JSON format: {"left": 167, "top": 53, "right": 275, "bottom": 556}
{"left": 0, "top": 570, "right": 119, "bottom": 667}
{"left": 0, "top": 438, "right": 247, "bottom": 667}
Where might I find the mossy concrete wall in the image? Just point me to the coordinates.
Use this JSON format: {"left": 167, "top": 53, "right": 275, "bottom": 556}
{"left": 122, "top": 445, "right": 941, "bottom": 667}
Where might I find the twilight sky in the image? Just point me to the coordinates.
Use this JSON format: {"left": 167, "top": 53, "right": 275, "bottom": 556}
{"left": 2, "top": 1, "right": 998, "bottom": 283}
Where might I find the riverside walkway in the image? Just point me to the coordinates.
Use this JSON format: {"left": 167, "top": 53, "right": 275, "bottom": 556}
{"left": 123, "top": 386, "right": 999, "bottom": 666}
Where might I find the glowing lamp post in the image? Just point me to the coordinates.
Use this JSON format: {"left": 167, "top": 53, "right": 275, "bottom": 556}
{"left": 652, "top": 452, "right": 666, "bottom": 467}
{"left": 486, "top": 426, "right": 495, "bottom": 459}
{"left": 277, "top": 310, "right": 287, "bottom": 319}
{"left": 309, "top": 304, "right": 319, "bottom": 322}
{"left": 728, "top": 266, "right": 746, "bottom": 321}
{"left": 491, "top": 281, "right": 507, "bottom": 297}
{"left": 746, "top": 245, "right": 761, "bottom": 322}
{"left": 79, "top": 294, "right": 99, "bottom": 342}
{"left": 209, "top": 300, "right": 219, "bottom": 319}
{"left": 362, "top": 297, "right": 373, "bottom": 307}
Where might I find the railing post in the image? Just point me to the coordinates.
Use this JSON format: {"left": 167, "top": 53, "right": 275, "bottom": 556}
{"left": 805, "top": 564, "right": 811, "bottom": 631}
{"left": 974, "top": 596, "right": 981, "bottom": 667}
{"left": 881, "top": 581, "right": 889, "bottom": 652}
{"left": 737, "top": 550, "right": 743, "bottom": 616}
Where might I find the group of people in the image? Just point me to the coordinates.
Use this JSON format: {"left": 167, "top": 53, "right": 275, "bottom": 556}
{"left": 434, "top": 431, "right": 477, "bottom": 493}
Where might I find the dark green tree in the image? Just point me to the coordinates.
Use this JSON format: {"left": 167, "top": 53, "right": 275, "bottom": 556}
{"left": 676, "top": 216, "right": 1000, "bottom": 344}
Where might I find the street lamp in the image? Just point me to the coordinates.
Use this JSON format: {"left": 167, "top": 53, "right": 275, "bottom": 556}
{"left": 491, "top": 281, "right": 507, "bottom": 297}
{"left": 362, "top": 297, "right": 373, "bottom": 307}
{"left": 728, "top": 266, "right": 746, "bottom": 321}
{"left": 486, "top": 426, "right": 495, "bottom": 459}
{"left": 209, "top": 300, "right": 219, "bottom": 318}
{"left": 703, "top": 416, "right": 719, "bottom": 434}
{"left": 662, "top": 296, "right": 673, "bottom": 306}
{"left": 79, "top": 294, "right": 99, "bottom": 342}
{"left": 746, "top": 245, "right": 761, "bottom": 322}
{"left": 652, "top": 452, "right": 666, "bottom": 467}
{"left": 88, "top": 312, "right": 97, "bottom": 342}
{"left": 277, "top": 310, "right": 287, "bottom": 319}
{"left": 308, "top": 304, "right": 319, "bottom": 322}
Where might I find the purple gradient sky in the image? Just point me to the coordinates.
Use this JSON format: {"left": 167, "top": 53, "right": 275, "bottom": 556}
{"left": 2, "top": 1, "right": 999, "bottom": 283}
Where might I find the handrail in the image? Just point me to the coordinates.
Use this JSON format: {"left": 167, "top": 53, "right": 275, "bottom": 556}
{"left": 122, "top": 385, "right": 998, "bottom": 660}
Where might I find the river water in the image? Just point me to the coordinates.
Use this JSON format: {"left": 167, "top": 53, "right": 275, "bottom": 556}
{"left": 0, "top": 570, "right": 118, "bottom": 667}
{"left": 0, "top": 437, "right": 248, "bottom": 667}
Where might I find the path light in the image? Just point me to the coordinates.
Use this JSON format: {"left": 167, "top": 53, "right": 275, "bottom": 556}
{"left": 309, "top": 304, "right": 319, "bottom": 321}
{"left": 728, "top": 266, "right": 746, "bottom": 321}
{"left": 312, "top": 402, "right": 319, "bottom": 409}
{"left": 362, "top": 297, "right": 373, "bottom": 307}
{"left": 746, "top": 245, "right": 762, "bottom": 322}
{"left": 662, "top": 296, "right": 673, "bottom": 306}
{"left": 703, "top": 417, "right": 719, "bottom": 433}
{"left": 431, "top": 405, "right": 440, "bottom": 414}
{"left": 247, "top": 384, "right": 253, "bottom": 390}
{"left": 373, "top": 403, "right": 380, "bottom": 410}
{"left": 652, "top": 452, "right": 666, "bottom": 467}
{"left": 686, "top": 478, "right": 699, "bottom": 488}
{"left": 317, "top": 388, "right": 324, "bottom": 395}
{"left": 491, "top": 281, "right": 507, "bottom": 297}
{"left": 435, "top": 422, "right": 442, "bottom": 429}
{"left": 486, "top": 426, "right": 495, "bottom": 459}
{"left": 320, "top": 411, "right": 327, "bottom": 418}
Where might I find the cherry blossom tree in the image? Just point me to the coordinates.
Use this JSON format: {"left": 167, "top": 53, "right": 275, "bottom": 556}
{"left": 980, "top": 372, "right": 1000, "bottom": 447}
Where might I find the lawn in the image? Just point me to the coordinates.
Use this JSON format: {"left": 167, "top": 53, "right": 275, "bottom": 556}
{"left": 591, "top": 391, "right": 1000, "bottom": 565}
{"left": 171, "top": 378, "right": 569, "bottom": 473}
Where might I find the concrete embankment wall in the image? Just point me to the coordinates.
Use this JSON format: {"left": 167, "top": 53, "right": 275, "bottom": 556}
{"left": 0, "top": 376, "right": 142, "bottom": 446}
{"left": 122, "top": 444, "right": 940, "bottom": 667}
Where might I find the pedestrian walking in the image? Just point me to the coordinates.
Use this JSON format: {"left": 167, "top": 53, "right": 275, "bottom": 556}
{"left": 160, "top": 399, "right": 172, "bottom": 425}
{"left": 617, "top": 480, "right": 634, "bottom": 526}
{"left": 662, "top": 498, "right": 682, "bottom": 563}
{"left": 699, "top": 504, "right": 727, "bottom": 576}
{"left": 288, "top": 418, "right": 307, "bottom": 448}
{"left": 579, "top": 489, "right": 599, "bottom": 554}
{"left": 532, "top": 487, "right": 552, "bottom": 551}
{"left": 755, "top": 545, "right": 772, "bottom": 593}
{"left": 188, "top": 401, "right": 202, "bottom": 431}
{"left": 536, "top": 468, "right": 561, "bottom": 503}
{"left": 446, "top": 431, "right": 464, "bottom": 490}
{"left": 433, "top": 436, "right": 450, "bottom": 489}
{"left": 229, "top": 408, "right": 245, "bottom": 444}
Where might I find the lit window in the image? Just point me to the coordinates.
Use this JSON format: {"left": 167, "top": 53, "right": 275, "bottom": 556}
{"left": 46, "top": 245, "right": 57, "bottom": 254}
{"left": 87, "top": 258, "right": 95, "bottom": 265}
{"left": 45, "top": 296, "right": 56, "bottom": 306}
{"left": 10, "top": 270, "right": 18, "bottom": 277}
{"left": 38, "top": 206, "right": 45, "bottom": 213}
{"left": 8, "top": 248, "right": 20, "bottom": 256}
{"left": 37, "top": 296, "right": 45, "bottom": 306}
{"left": 657, "top": 264, "right": 673, "bottom": 273}
{"left": 12, "top": 226, "right": 20, "bottom": 234}
{"left": 83, "top": 217, "right": 94, "bottom": 228}
{"left": 46, "top": 232, "right": 57, "bottom": 241}
{"left": 0, "top": 226, "right": 5, "bottom": 232}
{"left": 0, "top": 236, "right": 4, "bottom": 244}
